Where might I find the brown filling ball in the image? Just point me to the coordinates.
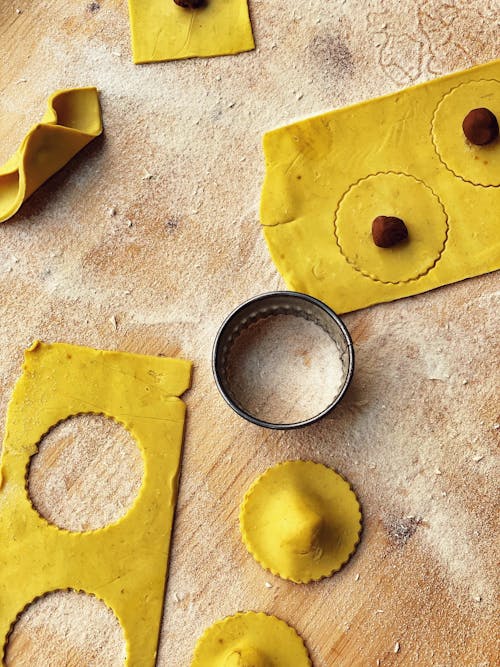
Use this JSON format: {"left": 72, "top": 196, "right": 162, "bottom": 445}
{"left": 372, "top": 216, "right": 408, "bottom": 248}
{"left": 462, "top": 108, "right": 499, "bottom": 146}
{"left": 174, "top": 0, "right": 205, "bottom": 7}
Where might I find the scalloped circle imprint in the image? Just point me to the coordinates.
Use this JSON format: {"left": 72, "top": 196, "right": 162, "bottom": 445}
{"left": 334, "top": 172, "right": 449, "bottom": 284}
{"left": 190, "top": 612, "right": 311, "bottom": 667}
{"left": 432, "top": 80, "right": 500, "bottom": 187}
{"left": 28, "top": 414, "right": 144, "bottom": 532}
{"left": 5, "top": 590, "right": 126, "bottom": 667}
{"left": 240, "top": 461, "right": 362, "bottom": 584}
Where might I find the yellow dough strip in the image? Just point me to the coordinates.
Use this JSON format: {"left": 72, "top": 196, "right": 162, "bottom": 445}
{"left": 0, "top": 88, "right": 102, "bottom": 223}
{"left": 0, "top": 342, "right": 192, "bottom": 667}
{"left": 260, "top": 60, "right": 500, "bottom": 314}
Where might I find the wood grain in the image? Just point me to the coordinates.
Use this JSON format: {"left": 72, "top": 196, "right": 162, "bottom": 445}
{"left": 0, "top": 0, "right": 498, "bottom": 665}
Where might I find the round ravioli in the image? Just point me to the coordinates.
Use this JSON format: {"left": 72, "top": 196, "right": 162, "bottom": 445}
{"left": 432, "top": 79, "right": 500, "bottom": 186}
{"left": 190, "top": 611, "right": 312, "bottom": 667}
{"left": 334, "top": 172, "right": 448, "bottom": 284}
{"left": 240, "top": 461, "right": 362, "bottom": 584}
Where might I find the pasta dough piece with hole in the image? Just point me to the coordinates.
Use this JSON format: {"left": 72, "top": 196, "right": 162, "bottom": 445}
{"left": 240, "top": 461, "right": 362, "bottom": 583}
{"left": 190, "top": 612, "right": 312, "bottom": 666}
{"left": 128, "top": 0, "right": 254, "bottom": 64}
{"left": 0, "top": 341, "right": 192, "bottom": 667}
{"left": 260, "top": 60, "right": 500, "bottom": 313}
{"left": 0, "top": 88, "right": 102, "bottom": 223}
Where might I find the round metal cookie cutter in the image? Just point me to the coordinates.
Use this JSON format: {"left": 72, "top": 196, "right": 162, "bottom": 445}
{"left": 212, "top": 291, "right": 354, "bottom": 430}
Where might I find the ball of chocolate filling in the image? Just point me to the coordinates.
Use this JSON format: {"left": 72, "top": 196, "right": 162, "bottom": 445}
{"left": 372, "top": 216, "right": 408, "bottom": 248}
{"left": 462, "top": 108, "right": 499, "bottom": 146}
{"left": 174, "top": 0, "right": 205, "bottom": 7}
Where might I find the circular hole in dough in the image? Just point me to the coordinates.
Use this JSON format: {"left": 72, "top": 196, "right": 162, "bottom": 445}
{"left": 432, "top": 79, "right": 500, "bottom": 186}
{"left": 4, "top": 590, "right": 126, "bottom": 667}
{"left": 240, "top": 461, "right": 362, "bottom": 584}
{"left": 28, "top": 413, "right": 144, "bottom": 532}
{"left": 190, "top": 611, "right": 311, "bottom": 667}
{"left": 334, "top": 172, "right": 448, "bottom": 284}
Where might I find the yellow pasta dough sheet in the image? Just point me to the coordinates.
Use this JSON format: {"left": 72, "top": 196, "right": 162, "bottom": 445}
{"left": 0, "top": 342, "right": 192, "bottom": 667}
{"left": 191, "top": 611, "right": 312, "bottom": 666}
{"left": 260, "top": 60, "right": 500, "bottom": 314}
{"left": 128, "top": 0, "right": 255, "bottom": 64}
{"left": 240, "top": 461, "right": 362, "bottom": 584}
{"left": 0, "top": 88, "right": 102, "bottom": 224}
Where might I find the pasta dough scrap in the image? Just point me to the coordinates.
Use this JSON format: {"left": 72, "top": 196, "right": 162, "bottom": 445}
{"left": 240, "top": 461, "right": 362, "bottom": 584}
{"left": 127, "top": 0, "right": 255, "bottom": 64}
{"left": 190, "top": 612, "right": 312, "bottom": 667}
{"left": 0, "top": 88, "right": 102, "bottom": 223}
{"left": 0, "top": 342, "right": 192, "bottom": 667}
{"left": 260, "top": 60, "right": 500, "bottom": 314}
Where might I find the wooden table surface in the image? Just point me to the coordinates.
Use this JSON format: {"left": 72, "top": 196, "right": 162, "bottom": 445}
{"left": 0, "top": 1, "right": 498, "bottom": 665}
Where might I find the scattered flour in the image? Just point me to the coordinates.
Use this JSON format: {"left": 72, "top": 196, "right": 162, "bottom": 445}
{"left": 0, "top": 1, "right": 498, "bottom": 666}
